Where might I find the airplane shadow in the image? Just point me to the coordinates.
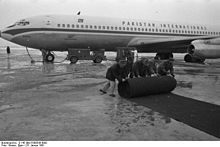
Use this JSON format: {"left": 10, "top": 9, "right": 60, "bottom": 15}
{"left": 127, "top": 93, "right": 220, "bottom": 138}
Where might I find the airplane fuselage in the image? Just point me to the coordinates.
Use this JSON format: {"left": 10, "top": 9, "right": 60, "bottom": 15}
{"left": 1, "top": 15, "right": 220, "bottom": 52}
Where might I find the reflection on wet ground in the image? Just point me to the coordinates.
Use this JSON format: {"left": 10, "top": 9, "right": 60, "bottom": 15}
{"left": 177, "top": 81, "right": 193, "bottom": 89}
{"left": 0, "top": 49, "right": 220, "bottom": 140}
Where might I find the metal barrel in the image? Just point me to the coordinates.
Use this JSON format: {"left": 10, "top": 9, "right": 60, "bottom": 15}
{"left": 118, "top": 76, "right": 177, "bottom": 98}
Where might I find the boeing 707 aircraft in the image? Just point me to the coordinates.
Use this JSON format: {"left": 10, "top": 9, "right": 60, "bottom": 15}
{"left": 1, "top": 14, "right": 220, "bottom": 63}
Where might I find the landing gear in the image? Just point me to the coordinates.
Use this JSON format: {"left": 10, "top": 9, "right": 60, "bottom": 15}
{"left": 45, "top": 53, "right": 55, "bottom": 62}
{"left": 41, "top": 50, "right": 55, "bottom": 62}
{"left": 184, "top": 54, "right": 205, "bottom": 63}
{"left": 154, "top": 53, "right": 173, "bottom": 60}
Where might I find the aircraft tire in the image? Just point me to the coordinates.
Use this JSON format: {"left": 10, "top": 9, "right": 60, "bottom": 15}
{"left": 184, "top": 54, "right": 192, "bottom": 62}
{"left": 184, "top": 54, "right": 205, "bottom": 63}
{"left": 93, "top": 56, "right": 103, "bottom": 63}
{"left": 70, "top": 56, "right": 78, "bottom": 64}
{"left": 45, "top": 53, "right": 55, "bottom": 62}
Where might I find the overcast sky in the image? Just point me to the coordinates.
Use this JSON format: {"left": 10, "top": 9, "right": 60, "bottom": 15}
{"left": 0, "top": 0, "right": 220, "bottom": 46}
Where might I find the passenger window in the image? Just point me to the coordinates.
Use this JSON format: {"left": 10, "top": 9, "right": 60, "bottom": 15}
{"left": 98, "top": 26, "right": 101, "bottom": 29}
{"left": 115, "top": 27, "right": 118, "bottom": 30}
{"left": 62, "top": 24, "right": 65, "bottom": 27}
{"left": 145, "top": 28, "right": 147, "bottom": 31}
{"left": 72, "top": 24, "right": 74, "bottom": 28}
{"left": 103, "top": 26, "right": 105, "bottom": 29}
{"left": 85, "top": 25, "right": 88, "bottom": 28}
{"left": 76, "top": 25, "right": 79, "bottom": 28}
{"left": 67, "top": 24, "right": 70, "bottom": 28}
{"left": 107, "top": 26, "right": 110, "bottom": 30}
{"left": 90, "top": 25, "right": 93, "bottom": 29}
{"left": 57, "top": 24, "right": 60, "bottom": 27}
{"left": 119, "top": 27, "right": 121, "bottom": 30}
{"left": 81, "top": 25, "right": 84, "bottom": 28}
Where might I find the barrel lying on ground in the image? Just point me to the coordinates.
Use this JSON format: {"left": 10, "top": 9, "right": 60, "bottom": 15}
{"left": 118, "top": 76, "right": 177, "bottom": 98}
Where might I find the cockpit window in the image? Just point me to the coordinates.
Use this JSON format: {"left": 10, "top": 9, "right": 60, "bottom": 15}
{"left": 16, "top": 19, "right": 30, "bottom": 26}
{"left": 7, "top": 19, "right": 30, "bottom": 28}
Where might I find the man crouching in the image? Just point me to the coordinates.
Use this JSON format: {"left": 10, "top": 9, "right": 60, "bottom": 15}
{"left": 157, "top": 58, "right": 175, "bottom": 77}
{"left": 99, "top": 59, "right": 128, "bottom": 97}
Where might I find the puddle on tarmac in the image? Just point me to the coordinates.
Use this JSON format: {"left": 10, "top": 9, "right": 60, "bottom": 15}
{"left": 105, "top": 98, "right": 172, "bottom": 135}
{"left": 177, "top": 81, "right": 193, "bottom": 89}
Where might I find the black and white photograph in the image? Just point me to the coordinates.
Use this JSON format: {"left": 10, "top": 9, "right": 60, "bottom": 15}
{"left": 0, "top": 0, "right": 220, "bottom": 143}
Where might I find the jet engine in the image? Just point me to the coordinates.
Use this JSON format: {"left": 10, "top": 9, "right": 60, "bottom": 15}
{"left": 184, "top": 38, "right": 220, "bottom": 63}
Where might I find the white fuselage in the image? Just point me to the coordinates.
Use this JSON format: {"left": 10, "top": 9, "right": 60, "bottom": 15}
{"left": 1, "top": 15, "right": 220, "bottom": 52}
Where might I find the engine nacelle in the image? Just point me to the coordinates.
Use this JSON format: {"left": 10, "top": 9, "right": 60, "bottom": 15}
{"left": 190, "top": 39, "right": 220, "bottom": 59}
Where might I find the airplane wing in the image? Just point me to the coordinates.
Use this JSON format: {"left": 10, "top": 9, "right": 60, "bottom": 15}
{"left": 128, "top": 35, "right": 218, "bottom": 53}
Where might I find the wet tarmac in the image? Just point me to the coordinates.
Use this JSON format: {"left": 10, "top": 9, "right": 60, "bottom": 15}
{"left": 0, "top": 48, "right": 220, "bottom": 140}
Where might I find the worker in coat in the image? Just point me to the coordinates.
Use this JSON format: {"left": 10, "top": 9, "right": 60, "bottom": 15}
{"left": 133, "top": 58, "right": 156, "bottom": 78}
{"left": 99, "top": 59, "right": 128, "bottom": 97}
{"left": 145, "top": 59, "right": 158, "bottom": 77}
{"left": 157, "top": 58, "right": 175, "bottom": 77}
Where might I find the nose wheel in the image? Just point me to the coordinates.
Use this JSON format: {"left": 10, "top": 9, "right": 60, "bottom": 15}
{"left": 45, "top": 53, "right": 55, "bottom": 62}
{"left": 41, "top": 50, "right": 55, "bottom": 62}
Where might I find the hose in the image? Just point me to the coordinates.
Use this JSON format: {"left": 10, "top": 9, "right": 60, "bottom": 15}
{"left": 25, "top": 47, "right": 67, "bottom": 63}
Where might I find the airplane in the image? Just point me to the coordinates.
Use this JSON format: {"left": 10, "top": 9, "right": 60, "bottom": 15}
{"left": 1, "top": 14, "right": 220, "bottom": 63}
